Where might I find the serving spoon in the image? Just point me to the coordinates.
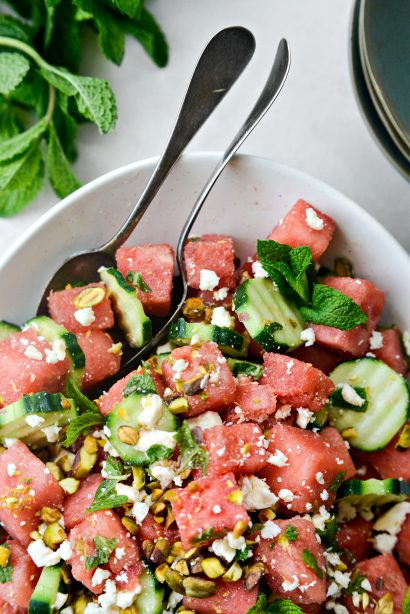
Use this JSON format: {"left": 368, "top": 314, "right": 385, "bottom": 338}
{"left": 116, "top": 37, "right": 291, "bottom": 377}
{"left": 36, "top": 26, "right": 256, "bottom": 315}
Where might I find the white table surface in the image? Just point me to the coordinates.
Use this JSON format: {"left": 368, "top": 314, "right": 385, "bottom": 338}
{"left": 0, "top": 0, "right": 409, "bottom": 256}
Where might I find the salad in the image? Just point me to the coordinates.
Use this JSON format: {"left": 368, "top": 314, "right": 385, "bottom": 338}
{"left": 0, "top": 197, "right": 409, "bottom": 614}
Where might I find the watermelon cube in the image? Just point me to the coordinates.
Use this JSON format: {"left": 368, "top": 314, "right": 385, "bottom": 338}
{"left": 0, "top": 441, "right": 64, "bottom": 546}
{"left": 171, "top": 472, "right": 250, "bottom": 549}
{"left": 68, "top": 509, "right": 142, "bottom": 594}
{"left": 258, "top": 424, "right": 355, "bottom": 513}
{"left": 261, "top": 352, "right": 335, "bottom": 412}
{"left": 77, "top": 330, "right": 121, "bottom": 389}
{"left": 64, "top": 473, "right": 103, "bottom": 530}
{"left": 267, "top": 199, "right": 336, "bottom": 261}
{"left": 367, "top": 429, "right": 410, "bottom": 481}
{"left": 116, "top": 244, "right": 174, "bottom": 317}
{"left": 312, "top": 277, "right": 385, "bottom": 357}
{"left": 0, "top": 540, "right": 40, "bottom": 608}
{"left": 290, "top": 344, "right": 342, "bottom": 375}
{"left": 373, "top": 328, "right": 408, "bottom": 375}
{"left": 183, "top": 578, "right": 259, "bottom": 614}
{"left": 336, "top": 516, "right": 373, "bottom": 563}
{"left": 0, "top": 329, "right": 69, "bottom": 405}
{"left": 254, "top": 517, "right": 326, "bottom": 605}
{"left": 136, "top": 512, "right": 180, "bottom": 546}
{"left": 234, "top": 380, "right": 277, "bottom": 422}
{"left": 98, "top": 370, "right": 137, "bottom": 416}
{"left": 203, "top": 423, "right": 268, "bottom": 476}
{"left": 48, "top": 282, "right": 114, "bottom": 332}
{"left": 161, "top": 342, "right": 236, "bottom": 417}
{"left": 349, "top": 554, "right": 407, "bottom": 614}
{"left": 184, "top": 234, "right": 236, "bottom": 290}
{"left": 397, "top": 513, "right": 410, "bottom": 566}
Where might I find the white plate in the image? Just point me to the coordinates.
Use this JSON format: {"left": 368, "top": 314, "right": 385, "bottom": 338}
{"left": 0, "top": 153, "right": 409, "bottom": 331}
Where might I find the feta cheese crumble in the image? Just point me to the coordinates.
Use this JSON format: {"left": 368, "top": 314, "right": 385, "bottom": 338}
{"left": 373, "top": 501, "right": 410, "bottom": 535}
{"left": 28, "top": 539, "right": 61, "bottom": 567}
{"left": 278, "top": 488, "right": 294, "bottom": 502}
{"left": 261, "top": 520, "right": 281, "bottom": 539}
{"left": 211, "top": 537, "right": 236, "bottom": 562}
{"left": 373, "top": 532, "right": 397, "bottom": 554}
{"left": 296, "top": 407, "right": 314, "bottom": 429}
{"left": 24, "top": 345, "right": 43, "bottom": 361}
{"left": 369, "top": 330, "right": 384, "bottom": 350}
{"left": 305, "top": 207, "right": 324, "bottom": 230}
{"left": 41, "top": 425, "right": 62, "bottom": 443}
{"left": 172, "top": 359, "right": 189, "bottom": 377}
{"left": 300, "top": 327, "right": 316, "bottom": 347}
{"left": 199, "top": 269, "right": 220, "bottom": 291}
{"left": 341, "top": 383, "right": 365, "bottom": 407}
{"left": 267, "top": 449, "right": 288, "bottom": 467}
{"left": 92, "top": 568, "right": 111, "bottom": 587}
{"left": 213, "top": 287, "right": 229, "bottom": 300}
{"left": 211, "top": 306, "right": 233, "bottom": 328}
{"left": 185, "top": 411, "right": 223, "bottom": 431}
{"left": 7, "top": 463, "right": 16, "bottom": 477}
{"left": 73, "top": 307, "right": 96, "bottom": 327}
{"left": 252, "top": 260, "right": 269, "bottom": 279}
{"left": 239, "top": 475, "right": 278, "bottom": 510}
{"left": 25, "top": 415, "right": 46, "bottom": 428}
{"left": 138, "top": 394, "right": 163, "bottom": 427}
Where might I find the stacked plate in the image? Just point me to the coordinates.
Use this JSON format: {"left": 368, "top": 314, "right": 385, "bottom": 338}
{"left": 350, "top": 0, "right": 410, "bottom": 179}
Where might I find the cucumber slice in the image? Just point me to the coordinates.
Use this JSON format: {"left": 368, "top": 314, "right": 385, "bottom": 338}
{"left": 106, "top": 394, "right": 178, "bottom": 465}
{"left": 227, "top": 358, "right": 263, "bottom": 380}
{"left": 99, "top": 267, "right": 152, "bottom": 348}
{"left": 337, "top": 478, "right": 410, "bottom": 508}
{"left": 169, "top": 317, "right": 248, "bottom": 358}
{"left": 309, "top": 406, "right": 329, "bottom": 431}
{"left": 233, "top": 278, "right": 305, "bottom": 352}
{"left": 0, "top": 320, "right": 20, "bottom": 341}
{"left": 134, "top": 566, "right": 164, "bottom": 614}
{"left": 25, "top": 316, "right": 85, "bottom": 388}
{"left": 0, "top": 392, "right": 78, "bottom": 449}
{"left": 28, "top": 564, "right": 62, "bottom": 614}
{"left": 329, "top": 358, "right": 409, "bottom": 451}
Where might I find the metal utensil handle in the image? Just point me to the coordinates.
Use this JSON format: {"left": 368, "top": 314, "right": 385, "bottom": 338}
{"left": 101, "top": 26, "right": 256, "bottom": 256}
{"left": 176, "top": 38, "right": 291, "bottom": 277}
{"left": 119, "top": 38, "right": 290, "bottom": 372}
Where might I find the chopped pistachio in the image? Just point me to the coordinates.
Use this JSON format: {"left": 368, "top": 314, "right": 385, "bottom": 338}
{"left": 117, "top": 425, "right": 139, "bottom": 446}
{"left": 43, "top": 522, "right": 67, "bottom": 549}
{"left": 59, "top": 477, "right": 80, "bottom": 495}
{"left": 121, "top": 516, "right": 138, "bottom": 535}
{"left": 201, "top": 557, "right": 226, "bottom": 578}
{"left": 40, "top": 507, "right": 63, "bottom": 524}
{"left": 183, "top": 576, "right": 217, "bottom": 598}
{"left": 73, "top": 286, "right": 105, "bottom": 309}
{"left": 223, "top": 561, "right": 243, "bottom": 582}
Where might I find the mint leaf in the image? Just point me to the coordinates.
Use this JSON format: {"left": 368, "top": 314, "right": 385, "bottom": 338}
{"left": 246, "top": 591, "right": 268, "bottom": 614}
{"left": 256, "top": 240, "right": 311, "bottom": 303}
{"left": 10, "top": 69, "right": 49, "bottom": 117}
{"left": 44, "top": 1, "right": 81, "bottom": 72}
{"left": 315, "top": 516, "right": 339, "bottom": 552}
{"left": 104, "top": 456, "right": 125, "bottom": 478}
{"left": 87, "top": 475, "right": 128, "bottom": 513}
{"left": 0, "top": 14, "right": 32, "bottom": 42}
{"left": 266, "top": 600, "right": 304, "bottom": 614}
{"left": 84, "top": 535, "right": 118, "bottom": 570}
{"left": 40, "top": 68, "right": 117, "bottom": 134}
{"left": 126, "top": 271, "right": 152, "bottom": 292}
{"left": 300, "top": 284, "right": 367, "bottom": 330}
{"left": 64, "top": 376, "right": 98, "bottom": 414}
{"left": 0, "top": 146, "right": 41, "bottom": 191}
{"left": 94, "top": 5, "right": 125, "bottom": 65}
{"left": 301, "top": 548, "right": 323, "bottom": 579}
{"left": 328, "top": 471, "right": 346, "bottom": 493}
{"left": 257, "top": 239, "right": 291, "bottom": 263}
{"left": 147, "top": 444, "right": 173, "bottom": 463}
{"left": 123, "top": 371, "right": 157, "bottom": 396}
{"left": 176, "top": 422, "right": 209, "bottom": 475}
{"left": 0, "top": 102, "right": 22, "bottom": 140}
{"left": 0, "top": 52, "right": 30, "bottom": 95}
{"left": 330, "top": 387, "right": 368, "bottom": 412}
{"left": 344, "top": 569, "right": 368, "bottom": 596}
{"left": 0, "top": 158, "right": 44, "bottom": 217}
{"left": 0, "top": 545, "right": 13, "bottom": 583}
{"left": 47, "top": 123, "right": 81, "bottom": 198}
{"left": 108, "top": 0, "right": 142, "bottom": 18}
{"left": 62, "top": 412, "right": 103, "bottom": 447}
{"left": 122, "top": 8, "right": 168, "bottom": 68}
{"left": 283, "top": 524, "right": 299, "bottom": 542}
{"left": 0, "top": 118, "right": 47, "bottom": 163}
{"left": 53, "top": 93, "right": 78, "bottom": 162}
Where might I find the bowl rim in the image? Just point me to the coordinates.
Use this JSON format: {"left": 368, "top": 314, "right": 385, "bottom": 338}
{"left": 1, "top": 151, "right": 409, "bottom": 274}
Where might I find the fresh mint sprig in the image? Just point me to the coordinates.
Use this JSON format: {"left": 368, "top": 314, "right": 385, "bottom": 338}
{"left": 0, "top": 0, "right": 168, "bottom": 215}
{"left": 256, "top": 239, "right": 367, "bottom": 331}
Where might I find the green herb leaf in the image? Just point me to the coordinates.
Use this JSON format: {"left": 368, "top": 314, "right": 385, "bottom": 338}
{"left": 301, "top": 548, "right": 323, "bottom": 579}
{"left": 121, "top": 8, "right": 168, "bottom": 68}
{"left": 266, "top": 600, "right": 304, "bottom": 614}
{"left": 0, "top": 161, "right": 44, "bottom": 216}
{"left": 256, "top": 240, "right": 311, "bottom": 303}
{"left": 344, "top": 569, "right": 368, "bottom": 596}
{"left": 300, "top": 284, "right": 367, "bottom": 330}
{"left": 65, "top": 376, "right": 99, "bottom": 414}
{"left": 315, "top": 516, "right": 339, "bottom": 552}
{"left": 246, "top": 590, "right": 268, "bottom": 614}
{"left": 328, "top": 471, "right": 346, "bottom": 493}
{"left": 283, "top": 524, "right": 299, "bottom": 542}
{"left": 40, "top": 68, "right": 117, "bottom": 134}
{"left": 330, "top": 387, "right": 368, "bottom": 412}
{"left": 0, "top": 14, "right": 32, "bottom": 42}
{"left": 257, "top": 239, "right": 291, "bottom": 263}
{"left": 103, "top": 456, "right": 125, "bottom": 478}
{"left": 402, "top": 586, "right": 410, "bottom": 614}
{"left": 47, "top": 122, "right": 81, "bottom": 198}
{"left": 123, "top": 371, "right": 157, "bottom": 396}
{"left": 108, "top": 0, "right": 142, "bottom": 19}
{"left": 235, "top": 545, "right": 252, "bottom": 561}
{"left": 0, "top": 52, "right": 30, "bottom": 95}
{"left": 43, "top": 1, "right": 81, "bottom": 73}
{"left": 62, "top": 412, "right": 103, "bottom": 447}
{"left": 0, "top": 544, "right": 13, "bottom": 584}
{"left": 84, "top": 535, "right": 118, "bottom": 570}
{"left": 87, "top": 456, "right": 128, "bottom": 513}
{"left": 176, "top": 422, "right": 209, "bottom": 475}
{"left": 146, "top": 444, "right": 173, "bottom": 463}
{"left": 0, "top": 118, "right": 47, "bottom": 163}
{"left": 126, "top": 271, "right": 152, "bottom": 292}
{"left": 93, "top": 4, "right": 125, "bottom": 65}
{"left": 0, "top": 146, "right": 44, "bottom": 216}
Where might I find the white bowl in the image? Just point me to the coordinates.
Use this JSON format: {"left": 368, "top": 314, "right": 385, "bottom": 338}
{"left": 0, "top": 153, "right": 409, "bottom": 330}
